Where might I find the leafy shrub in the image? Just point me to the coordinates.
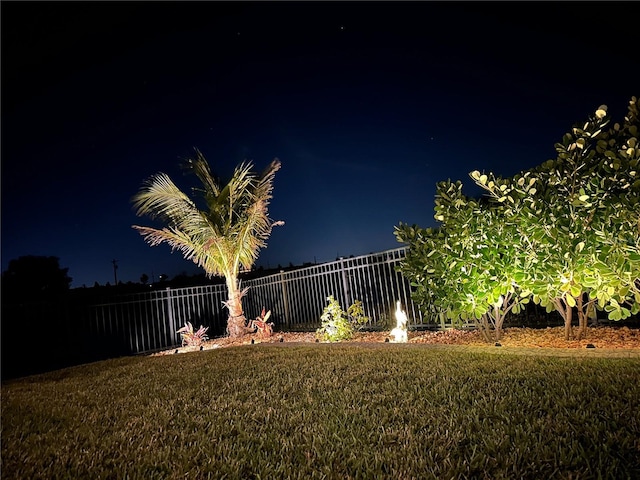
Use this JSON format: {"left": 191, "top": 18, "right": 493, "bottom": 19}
{"left": 177, "top": 322, "right": 209, "bottom": 347}
{"left": 316, "top": 296, "right": 370, "bottom": 342}
{"left": 347, "top": 299, "right": 370, "bottom": 330}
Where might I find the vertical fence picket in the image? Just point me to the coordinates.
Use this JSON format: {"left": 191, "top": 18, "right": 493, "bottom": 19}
{"left": 339, "top": 257, "right": 350, "bottom": 309}
{"left": 280, "top": 271, "right": 290, "bottom": 329}
{"left": 165, "top": 288, "right": 175, "bottom": 346}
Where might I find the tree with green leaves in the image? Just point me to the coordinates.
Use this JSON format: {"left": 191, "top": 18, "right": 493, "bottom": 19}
{"left": 470, "top": 97, "right": 640, "bottom": 339}
{"left": 132, "top": 149, "right": 283, "bottom": 337}
{"left": 397, "top": 97, "right": 640, "bottom": 342}
{"left": 394, "top": 223, "right": 450, "bottom": 330}
{"left": 396, "top": 179, "right": 532, "bottom": 342}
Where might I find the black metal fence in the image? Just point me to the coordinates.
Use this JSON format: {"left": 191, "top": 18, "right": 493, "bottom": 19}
{"left": 243, "top": 248, "right": 423, "bottom": 331}
{"left": 86, "top": 286, "right": 230, "bottom": 355}
{"left": 83, "top": 247, "right": 425, "bottom": 355}
{"left": 2, "top": 247, "right": 431, "bottom": 378}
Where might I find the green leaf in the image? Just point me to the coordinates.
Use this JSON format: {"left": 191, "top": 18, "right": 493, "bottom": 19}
{"left": 570, "top": 284, "right": 582, "bottom": 298}
{"left": 609, "top": 310, "right": 622, "bottom": 321}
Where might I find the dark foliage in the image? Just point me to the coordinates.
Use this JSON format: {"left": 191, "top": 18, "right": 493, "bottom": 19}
{"left": 2, "top": 255, "right": 72, "bottom": 302}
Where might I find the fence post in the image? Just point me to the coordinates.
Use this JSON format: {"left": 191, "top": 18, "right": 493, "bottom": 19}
{"left": 166, "top": 287, "right": 176, "bottom": 344}
{"left": 280, "top": 270, "right": 290, "bottom": 329}
{"left": 340, "top": 257, "right": 350, "bottom": 308}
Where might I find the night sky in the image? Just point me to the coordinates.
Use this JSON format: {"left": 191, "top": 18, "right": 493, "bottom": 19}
{"left": 2, "top": 1, "right": 638, "bottom": 288}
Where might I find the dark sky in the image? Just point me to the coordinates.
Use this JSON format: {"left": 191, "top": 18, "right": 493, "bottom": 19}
{"left": 2, "top": 1, "right": 638, "bottom": 288}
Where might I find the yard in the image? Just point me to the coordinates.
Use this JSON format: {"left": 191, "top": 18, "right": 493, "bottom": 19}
{"left": 2, "top": 326, "right": 639, "bottom": 479}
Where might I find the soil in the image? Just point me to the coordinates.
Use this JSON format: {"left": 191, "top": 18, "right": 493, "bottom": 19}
{"left": 152, "top": 326, "right": 640, "bottom": 356}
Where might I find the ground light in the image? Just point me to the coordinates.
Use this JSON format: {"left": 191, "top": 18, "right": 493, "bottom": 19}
{"left": 390, "top": 300, "right": 408, "bottom": 342}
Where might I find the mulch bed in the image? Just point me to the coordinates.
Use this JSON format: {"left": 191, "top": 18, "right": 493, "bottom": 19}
{"left": 151, "top": 326, "right": 640, "bottom": 356}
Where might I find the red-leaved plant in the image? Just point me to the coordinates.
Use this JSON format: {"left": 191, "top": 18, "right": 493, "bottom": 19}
{"left": 177, "top": 322, "right": 209, "bottom": 347}
{"left": 251, "top": 307, "right": 274, "bottom": 338}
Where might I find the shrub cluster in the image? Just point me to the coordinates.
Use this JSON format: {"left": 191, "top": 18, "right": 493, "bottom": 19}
{"left": 315, "top": 295, "right": 369, "bottom": 342}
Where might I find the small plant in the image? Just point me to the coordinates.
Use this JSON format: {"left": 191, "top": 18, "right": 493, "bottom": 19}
{"left": 347, "top": 299, "right": 370, "bottom": 331}
{"left": 177, "top": 322, "right": 209, "bottom": 347}
{"left": 316, "top": 296, "right": 370, "bottom": 342}
{"left": 251, "top": 307, "right": 274, "bottom": 338}
{"left": 375, "top": 310, "right": 393, "bottom": 330}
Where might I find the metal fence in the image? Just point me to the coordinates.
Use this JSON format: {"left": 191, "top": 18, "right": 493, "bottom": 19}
{"left": 82, "top": 247, "right": 427, "bottom": 355}
{"left": 85, "top": 285, "right": 230, "bottom": 355}
{"left": 242, "top": 247, "right": 424, "bottom": 331}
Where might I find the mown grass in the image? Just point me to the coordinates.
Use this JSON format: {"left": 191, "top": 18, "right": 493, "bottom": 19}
{"left": 2, "top": 345, "right": 639, "bottom": 479}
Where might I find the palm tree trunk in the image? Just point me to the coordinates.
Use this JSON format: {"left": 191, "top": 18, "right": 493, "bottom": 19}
{"left": 225, "top": 275, "right": 249, "bottom": 338}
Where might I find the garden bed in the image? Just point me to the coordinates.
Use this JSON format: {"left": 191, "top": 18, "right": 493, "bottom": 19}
{"left": 153, "top": 325, "right": 640, "bottom": 356}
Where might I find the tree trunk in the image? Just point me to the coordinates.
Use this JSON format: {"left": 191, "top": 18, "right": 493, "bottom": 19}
{"left": 563, "top": 302, "right": 573, "bottom": 341}
{"left": 493, "top": 305, "right": 503, "bottom": 342}
{"left": 575, "top": 294, "right": 588, "bottom": 341}
{"left": 554, "top": 297, "right": 573, "bottom": 340}
{"left": 491, "top": 293, "right": 515, "bottom": 343}
{"left": 224, "top": 275, "right": 250, "bottom": 338}
{"left": 476, "top": 315, "right": 492, "bottom": 343}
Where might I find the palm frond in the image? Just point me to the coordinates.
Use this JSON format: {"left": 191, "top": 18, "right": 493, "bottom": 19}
{"left": 183, "top": 148, "right": 221, "bottom": 199}
{"left": 234, "top": 160, "right": 282, "bottom": 270}
{"left": 131, "top": 226, "right": 202, "bottom": 263}
{"left": 132, "top": 151, "right": 282, "bottom": 281}
{"left": 254, "top": 158, "right": 282, "bottom": 202}
{"left": 131, "top": 173, "right": 196, "bottom": 223}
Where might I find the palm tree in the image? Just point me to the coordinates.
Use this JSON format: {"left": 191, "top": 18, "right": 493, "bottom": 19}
{"left": 131, "top": 148, "right": 283, "bottom": 337}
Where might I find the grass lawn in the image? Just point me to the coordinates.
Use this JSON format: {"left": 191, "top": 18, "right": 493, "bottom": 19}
{"left": 2, "top": 344, "right": 639, "bottom": 479}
